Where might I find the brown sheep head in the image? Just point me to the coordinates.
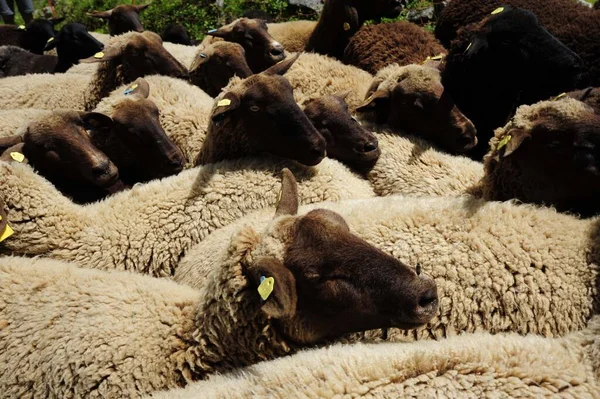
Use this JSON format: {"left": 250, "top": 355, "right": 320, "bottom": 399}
{"left": 304, "top": 92, "right": 380, "bottom": 173}
{"left": 243, "top": 169, "right": 438, "bottom": 343}
{"left": 196, "top": 55, "right": 327, "bottom": 167}
{"left": 484, "top": 98, "right": 600, "bottom": 217}
{"left": 91, "top": 78, "right": 184, "bottom": 184}
{"left": 0, "top": 111, "right": 119, "bottom": 189}
{"left": 357, "top": 64, "right": 477, "bottom": 154}
{"left": 189, "top": 41, "right": 253, "bottom": 97}
{"left": 87, "top": 3, "right": 150, "bottom": 36}
{"left": 207, "top": 18, "right": 285, "bottom": 73}
{"left": 81, "top": 31, "right": 188, "bottom": 80}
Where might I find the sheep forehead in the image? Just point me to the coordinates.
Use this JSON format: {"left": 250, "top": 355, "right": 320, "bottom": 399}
{"left": 387, "top": 65, "right": 441, "bottom": 93}
{"left": 249, "top": 216, "right": 297, "bottom": 263}
{"left": 27, "top": 112, "right": 86, "bottom": 142}
{"left": 240, "top": 75, "right": 291, "bottom": 98}
{"left": 509, "top": 98, "right": 594, "bottom": 131}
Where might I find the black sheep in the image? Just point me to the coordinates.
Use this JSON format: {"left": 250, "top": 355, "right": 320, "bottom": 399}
{"left": 161, "top": 24, "right": 195, "bottom": 46}
{"left": 442, "top": 7, "right": 584, "bottom": 159}
{"left": 435, "top": 0, "right": 600, "bottom": 86}
{"left": 0, "top": 18, "right": 64, "bottom": 55}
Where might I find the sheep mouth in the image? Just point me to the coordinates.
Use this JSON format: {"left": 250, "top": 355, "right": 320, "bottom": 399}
{"left": 97, "top": 172, "right": 120, "bottom": 188}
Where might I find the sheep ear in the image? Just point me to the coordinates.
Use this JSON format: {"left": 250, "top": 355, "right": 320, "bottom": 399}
{"left": 212, "top": 92, "right": 240, "bottom": 122}
{"left": 79, "top": 45, "right": 122, "bottom": 63}
{"left": 50, "top": 17, "right": 65, "bottom": 25}
{"left": 502, "top": 128, "right": 530, "bottom": 157}
{"left": 123, "top": 78, "right": 150, "bottom": 99}
{"left": 0, "top": 143, "right": 28, "bottom": 164}
{"left": 190, "top": 50, "right": 209, "bottom": 71}
{"left": 343, "top": 5, "right": 359, "bottom": 30}
{"left": 275, "top": 168, "right": 298, "bottom": 217}
{"left": 134, "top": 3, "right": 151, "bottom": 12}
{"left": 0, "top": 136, "right": 24, "bottom": 155}
{"left": 262, "top": 53, "right": 299, "bottom": 76}
{"left": 249, "top": 257, "right": 297, "bottom": 320}
{"left": 334, "top": 89, "right": 352, "bottom": 102}
{"left": 44, "top": 36, "right": 58, "bottom": 51}
{"left": 355, "top": 89, "right": 390, "bottom": 113}
{"left": 207, "top": 23, "right": 234, "bottom": 39}
{"left": 87, "top": 10, "right": 113, "bottom": 19}
{"left": 79, "top": 112, "right": 114, "bottom": 132}
{"left": 464, "top": 35, "right": 487, "bottom": 58}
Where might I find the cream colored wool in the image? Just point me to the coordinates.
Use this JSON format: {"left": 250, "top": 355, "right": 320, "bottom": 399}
{"left": 368, "top": 131, "right": 483, "bottom": 197}
{"left": 0, "top": 32, "right": 155, "bottom": 111}
{"left": 0, "top": 157, "right": 374, "bottom": 276}
{"left": 176, "top": 195, "right": 599, "bottom": 342}
{"left": 90, "top": 31, "right": 110, "bottom": 44}
{"left": 283, "top": 52, "right": 373, "bottom": 110}
{"left": 65, "top": 61, "right": 99, "bottom": 75}
{"left": 163, "top": 41, "right": 201, "bottom": 69}
{"left": 267, "top": 21, "right": 316, "bottom": 52}
{"left": 149, "top": 319, "right": 600, "bottom": 398}
{"left": 371, "top": 63, "right": 445, "bottom": 96}
{"left": 0, "top": 108, "right": 51, "bottom": 137}
{"left": 0, "top": 248, "right": 302, "bottom": 398}
{"left": 97, "top": 76, "right": 214, "bottom": 167}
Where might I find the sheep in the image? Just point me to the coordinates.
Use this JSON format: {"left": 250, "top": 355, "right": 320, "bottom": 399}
{"left": 441, "top": 7, "right": 585, "bottom": 159}
{"left": 150, "top": 320, "right": 600, "bottom": 398}
{"left": 0, "top": 151, "right": 375, "bottom": 275}
{"left": 0, "top": 174, "right": 434, "bottom": 397}
{"left": 342, "top": 20, "right": 447, "bottom": 75}
{"left": 0, "top": 110, "right": 121, "bottom": 204}
{"left": 436, "top": 0, "right": 600, "bottom": 86}
{"left": 176, "top": 191, "right": 599, "bottom": 348}
{"left": 87, "top": 3, "right": 151, "bottom": 36}
{"left": 481, "top": 97, "right": 600, "bottom": 217}
{"left": 188, "top": 41, "right": 253, "bottom": 97}
{"left": 305, "top": 0, "right": 404, "bottom": 60}
{"left": 0, "top": 31, "right": 188, "bottom": 112}
{"left": 161, "top": 23, "right": 195, "bottom": 46}
{"left": 194, "top": 55, "right": 326, "bottom": 167}
{"left": 0, "top": 23, "right": 104, "bottom": 77}
{"left": 267, "top": 20, "right": 316, "bottom": 52}
{"left": 204, "top": 18, "right": 285, "bottom": 73}
{"left": 0, "top": 18, "right": 63, "bottom": 54}
{"left": 567, "top": 86, "right": 600, "bottom": 113}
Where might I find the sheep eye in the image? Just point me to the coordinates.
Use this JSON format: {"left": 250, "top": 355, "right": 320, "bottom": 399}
{"left": 250, "top": 105, "right": 260, "bottom": 112}
{"left": 199, "top": 53, "right": 207, "bottom": 59}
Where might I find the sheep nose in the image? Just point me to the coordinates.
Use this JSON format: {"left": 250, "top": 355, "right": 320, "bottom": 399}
{"left": 92, "top": 163, "right": 110, "bottom": 177}
{"left": 357, "top": 140, "right": 379, "bottom": 153}
{"left": 269, "top": 42, "right": 284, "bottom": 57}
{"left": 168, "top": 158, "right": 184, "bottom": 173}
{"left": 417, "top": 286, "right": 438, "bottom": 311}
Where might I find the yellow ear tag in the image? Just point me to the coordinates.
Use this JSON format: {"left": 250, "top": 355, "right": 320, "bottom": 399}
{"left": 217, "top": 98, "right": 231, "bottom": 107}
{"left": 554, "top": 92, "right": 566, "bottom": 101}
{"left": 123, "top": 83, "right": 138, "bottom": 95}
{"left": 258, "top": 276, "right": 275, "bottom": 301}
{"left": 343, "top": 22, "right": 351, "bottom": 31}
{"left": 47, "top": 37, "right": 54, "bottom": 43}
{"left": 9, "top": 152, "right": 24, "bottom": 163}
{"left": 496, "top": 135, "right": 512, "bottom": 151}
{"left": 94, "top": 51, "right": 105, "bottom": 59}
{"left": 491, "top": 7, "right": 504, "bottom": 15}
{"left": 18, "top": 25, "right": 25, "bottom": 30}
{"left": 0, "top": 217, "right": 14, "bottom": 243}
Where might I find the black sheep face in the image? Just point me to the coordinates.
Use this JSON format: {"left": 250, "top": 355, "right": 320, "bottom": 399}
{"left": 45, "top": 23, "right": 104, "bottom": 70}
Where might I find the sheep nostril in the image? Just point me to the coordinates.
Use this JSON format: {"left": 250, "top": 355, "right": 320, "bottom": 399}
{"left": 92, "top": 164, "right": 109, "bottom": 177}
{"left": 417, "top": 287, "right": 438, "bottom": 309}
{"left": 363, "top": 141, "right": 378, "bottom": 152}
{"left": 270, "top": 44, "right": 284, "bottom": 57}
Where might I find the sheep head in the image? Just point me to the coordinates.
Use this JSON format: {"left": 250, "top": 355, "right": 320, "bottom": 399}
{"left": 304, "top": 92, "right": 380, "bottom": 173}
{"left": 357, "top": 64, "right": 477, "bottom": 154}
{"left": 93, "top": 78, "right": 184, "bottom": 183}
{"left": 4, "top": 111, "right": 119, "bottom": 189}
{"left": 483, "top": 98, "right": 600, "bottom": 216}
{"left": 45, "top": 23, "right": 105, "bottom": 71}
{"left": 243, "top": 168, "right": 438, "bottom": 344}
{"left": 20, "top": 18, "right": 64, "bottom": 55}
{"left": 81, "top": 31, "right": 188, "bottom": 80}
{"left": 196, "top": 55, "right": 327, "bottom": 167}
{"left": 87, "top": 3, "right": 150, "bottom": 36}
{"left": 207, "top": 18, "right": 285, "bottom": 73}
{"left": 189, "top": 41, "right": 253, "bottom": 97}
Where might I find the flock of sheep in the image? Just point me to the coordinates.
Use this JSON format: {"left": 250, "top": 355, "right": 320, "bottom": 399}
{"left": 0, "top": 0, "right": 600, "bottom": 397}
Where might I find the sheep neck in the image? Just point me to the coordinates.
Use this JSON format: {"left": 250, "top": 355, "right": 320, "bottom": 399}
{"left": 84, "top": 58, "right": 128, "bottom": 111}
{"left": 306, "top": 0, "right": 361, "bottom": 59}
{"left": 196, "top": 119, "right": 254, "bottom": 165}
{"left": 184, "top": 254, "right": 294, "bottom": 380}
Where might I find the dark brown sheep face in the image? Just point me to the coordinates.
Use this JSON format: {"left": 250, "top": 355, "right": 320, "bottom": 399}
{"left": 21, "top": 111, "right": 118, "bottom": 188}
{"left": 81, "top": 32, "right": 189, "bottom": 80}
{"left": 109, "top": 81, "right": 184, "bottom": 181}
{"left": 246, "top": 170, "right": 438, "bottom": 344}
{"left": 357, "top": 72, "right": 477, "bottom": 154}
{"left": 357, "top": 0, "right": 404, "bottom": 21}
{"left": 20, "top": 18, "right": 64, "bottom": 54}
{"left": 210, "top": 57, "right": 326, "bottom": 166}
{"left": 304, "top": 93, "right": 380, "bottom": 172}
{"left": 88, "top": 4, "right": 150, "bottom": 36}
{"left": 208, "top": 18, "right": 285, "bottom": 73}
{"left": 189, "top": 42, "right": 253, "bottom": 97}
{"left": 488, "top": 109, "right": 600, "bottom": 216}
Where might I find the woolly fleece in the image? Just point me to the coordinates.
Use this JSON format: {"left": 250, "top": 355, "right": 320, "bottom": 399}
{"left": 267, "top": 21, "right": 316, "bottom": 53}
{"left": 0, "top": 157, "right": 374, "bottom": 276}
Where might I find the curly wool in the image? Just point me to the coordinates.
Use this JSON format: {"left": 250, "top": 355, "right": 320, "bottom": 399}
{"left": 343, "top": 21, "right": 446, "bottom": 75}
{"left": 0, "top": 156, "right": 374, "bottom": 277}
{"left": 267, "top": 21, "right": 316, "bottom": 52}
{"left": 482, "top": 98, "right": 595, "bottom": 202}
{"left": 435, "top": 0, "right": 600, "bottom": 86}
{"left": 176, "top": 194, "right": 599, "bottom": 344}
{"left": 150, "top": 318, "right": 600, "bottom": 399}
